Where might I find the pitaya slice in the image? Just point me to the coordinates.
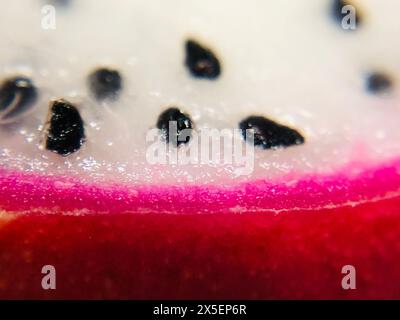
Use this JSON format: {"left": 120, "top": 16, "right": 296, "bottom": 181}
{"left": 0, "top": 0, "right": 400, "bottom": 299}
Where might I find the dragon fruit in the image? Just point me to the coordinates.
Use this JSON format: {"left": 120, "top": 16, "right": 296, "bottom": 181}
{"left": 0, "top": 0, "right": 400, "bottom": 299}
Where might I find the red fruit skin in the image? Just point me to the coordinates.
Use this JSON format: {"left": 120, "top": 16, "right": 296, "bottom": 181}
{"left": 1, "top": 196, "right": 400, "bottom": 299}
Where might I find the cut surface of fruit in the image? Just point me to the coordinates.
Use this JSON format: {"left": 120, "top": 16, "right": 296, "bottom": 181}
{"left": 0, "top": 0, "right": 399, "bottom": 189}
{"left": 0, "top": 0, "right": 400, "bottom": 300}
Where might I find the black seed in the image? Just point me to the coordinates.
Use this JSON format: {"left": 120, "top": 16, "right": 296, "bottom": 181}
{"left": 88, "top": 68, "right": 122, "bottom": 101}
{"left": 156, "top": 108, "right": 193, "bottom": 146}
{"left": 239, "top": 116, "right": 305, "bottom": 150}
{"left": 365, "top": 72, "right": 393, "bottom": 94}
{"left": 331, "top": 0, "right": 361, "bottom": 30}
{"left": 45, "top": 99, "right": 85, "bottom": 156}
{"left": 0, "top": 77, "right": 38, "bottom": 123}
{"left": 185, "top": 40, "right": 221, "bottom": 79}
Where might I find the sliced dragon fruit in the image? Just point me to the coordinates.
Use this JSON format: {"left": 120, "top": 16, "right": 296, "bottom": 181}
{"left": 0, "top": 0, "right": 400, "bottom": 299}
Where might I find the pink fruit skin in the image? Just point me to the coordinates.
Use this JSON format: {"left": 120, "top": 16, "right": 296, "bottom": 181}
{"left": 1, "top": 199, "right": 400, "bottom": 299}
{"left": 0, "top": 160, "right": 399, "bottom": 299}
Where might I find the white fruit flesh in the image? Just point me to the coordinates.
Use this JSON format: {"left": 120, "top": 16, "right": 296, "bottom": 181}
{"left": 0, "top": 0, "right": 399, "bottom": 186}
